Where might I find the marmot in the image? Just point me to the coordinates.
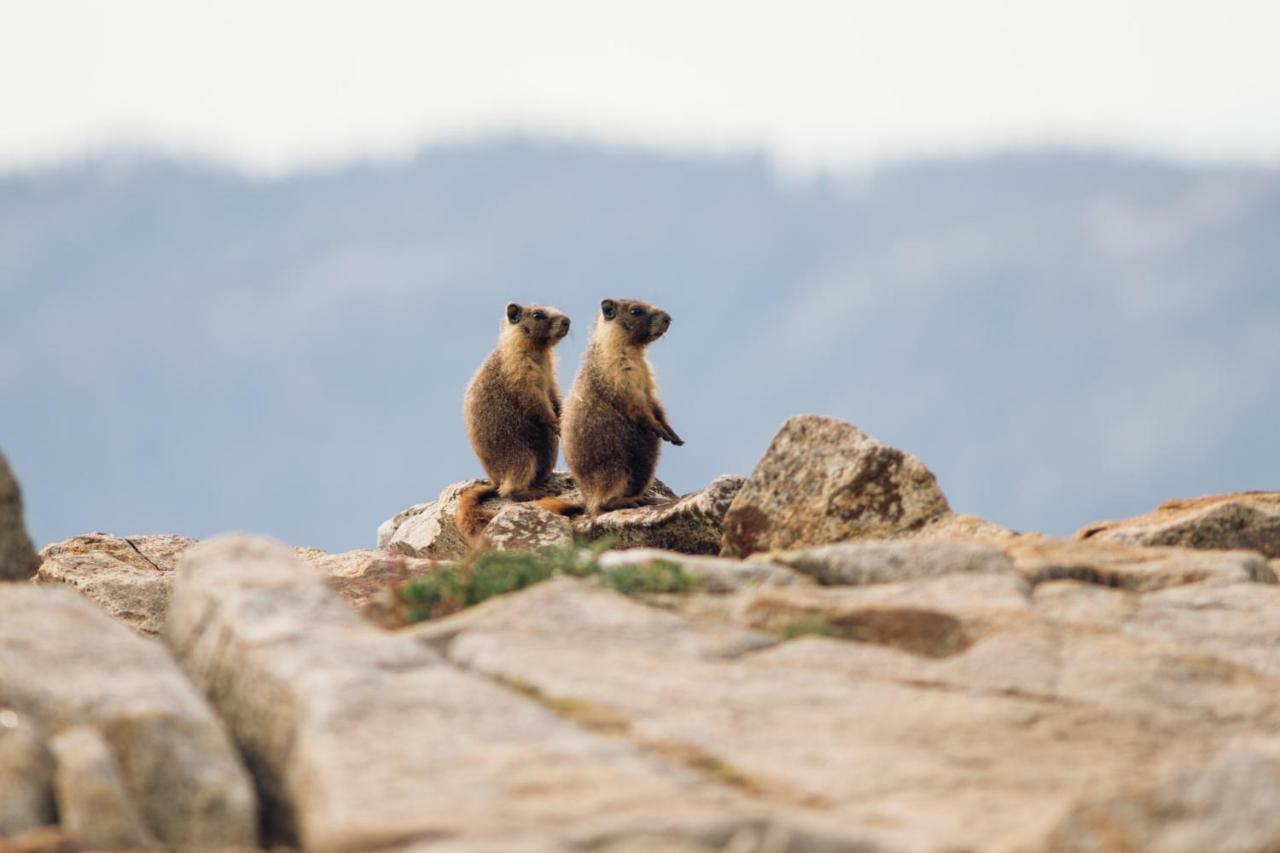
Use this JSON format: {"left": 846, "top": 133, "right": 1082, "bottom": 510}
{"left": 456, "top": 302, "right": 570, "bottom": 537}
{"left": 548, "top": 298, "right": 683, "bottom": 516}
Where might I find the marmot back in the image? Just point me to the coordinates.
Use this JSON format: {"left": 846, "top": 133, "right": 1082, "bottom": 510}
{"left": 458, "top": 303, "right": 570, "bottom": 536}
{"left": 558, "top": 299, "right": 683, "bottom": 516}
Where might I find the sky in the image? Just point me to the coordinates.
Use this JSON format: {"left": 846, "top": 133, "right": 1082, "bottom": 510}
{"left": 3, "top": 0, "right": 1279, "bottom": 174}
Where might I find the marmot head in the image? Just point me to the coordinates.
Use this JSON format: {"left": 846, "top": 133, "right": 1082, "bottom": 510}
{"left": 505, "top": 303, "right": 571, "bottom": 347}
{"left": 598, "top": 299, "right": 672, "bottom": 347}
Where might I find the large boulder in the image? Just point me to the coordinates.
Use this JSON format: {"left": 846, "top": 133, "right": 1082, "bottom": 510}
{"left": 164, "top": 536, "right": 747, "bottom": 851}
{"left": 1077, "top": 491, "right": 1280, "bottom": 558}
{"left": 0, "top": 585, "right": 257, "bottom": 848}
{"left": 0, "top": 453, "right": 39, "bottom": 581}
{"left": 720, "top": 417, "right": 953, "bottom": 557}
{"left": 378, "top": 473, "right": 742, "bottom": 559}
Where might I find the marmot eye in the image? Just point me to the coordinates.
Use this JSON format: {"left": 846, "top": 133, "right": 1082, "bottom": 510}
{"left": 532, "top": 311, "right": 546, "bottom": 320}
{"left": 629, "top": 307, "right": 644, "bottom": 317}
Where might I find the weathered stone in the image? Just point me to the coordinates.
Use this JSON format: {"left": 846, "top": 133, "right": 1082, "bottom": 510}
{"left": 483, "top": 503, "right": 574, "bottom": 551}
{"left": 35, "top": 534, "right": 193, "bottom": 634}
{"left": 166, "top": 537, "right": 745, "bottom": 851}
{"left": 0, "top": 711, "right": 54, "bottom": 836}
{"left": 721, "top": 417, "right": 951, "bottom": 557}
{"left": 1045, "top": 743, "right": 1280, "bottom": 852}
{"left": 0, "top": 453, "right": 39, "bottom": 582}
{"left": 597, "top": 549, "right": 805, "bottom": 594}
{"left": 0, "top": 827, "right": 80, "bottom": 853}
{"left": 379, "top": 473, "right": 743, "bottom": 559}
{"left": 575, "top": 475, "right": 746, "bottom": 555}
{"left": 434, "top": 565, "right": 1280, "bottom": 851}
{"left": 1077, "top": 491, "right": 1280, "bottom": 558}
{"left": 761, "top": 539, "right": 1015, "bottom": 586}
{"left": 49, "top": 726, "right": 158, "bottom": 851}
{"left": 1005, "top": 537, "right": 1276, "bottom": 592}
{"left": 0, "top": 585, "right": 257, "bottom": 849}
{"left": 905, "top": 512, "right": 1020, "bottom": 542}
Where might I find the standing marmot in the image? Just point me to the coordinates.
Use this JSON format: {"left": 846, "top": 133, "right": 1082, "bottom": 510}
{"left": 457, "top": 302, "right": 570, "bottom": 536}
{"left": 552, "top": 298, "right": 683, "bottom": 516}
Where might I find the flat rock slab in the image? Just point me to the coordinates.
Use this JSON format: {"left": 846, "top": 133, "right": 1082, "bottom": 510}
{"left": 427, "top": 566, "right": 1280, "bottom": 851}
{"left": 1078, "top": 491, "right": 1280, "bottom": 559}
{"left": 0, "top": 585, "right": 257, "bottom": 849}
{"left": 721, "top": 416, "right": 952, "bottom": 557}
{"left": 0, "top": 452, "right": 39, "bottom": 581}
{"left": 165, "top": 537, "right": 747, "bottom": 852}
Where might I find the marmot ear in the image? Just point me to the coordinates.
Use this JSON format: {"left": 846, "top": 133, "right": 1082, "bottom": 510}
{"left": 506, "top": 303, "right": 523, "bottom": 324}
{"left": 600, "top": 299, "right": 618, "bottom": 320}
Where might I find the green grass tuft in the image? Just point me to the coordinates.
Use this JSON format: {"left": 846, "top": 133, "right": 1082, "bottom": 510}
{"left": 781, "top": 615, "right": 842, "bottom": 640}
{"left": 399, "top": 540, "right": 697, "bottom": 624}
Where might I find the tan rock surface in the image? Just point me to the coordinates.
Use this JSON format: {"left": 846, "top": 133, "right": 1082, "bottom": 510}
{"left": 721, "top": 417, "right": 952, "bottom": 557}
{"left": 760, "top": 538, "right": 1014, "bottom": 586}
{"left": 424, "top": 562, "right": 1280, "bottom": 852}
{"left": 48, "top": 726, "right": 158, "bottom": 851}
{"left": 0, "top": 453, "right": 39, "bottom": 582}
{"left": 596, "top": 548, "right": 806, "bottom": 594}
{"left": 0, "top": 585, "right": 257, "bottom": 849}
{"left": 0, "top": 712, "right": 54, "bottom": 837}
{"left": 1004, "top": 536, "right": 1276, "bottom": 591}
{"left": 575, "top": 475, "right": 746, "bottom": 555}
{"left": 1077, "top": 491, "right": 1280, "bottom": 558}
{"left": 165, "top": 537, "right": 748, "bottom": 852}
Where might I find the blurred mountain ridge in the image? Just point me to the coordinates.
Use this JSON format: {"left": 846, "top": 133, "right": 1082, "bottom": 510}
{"left": 2, "top": 137, "right": 1277, "bottom": 551}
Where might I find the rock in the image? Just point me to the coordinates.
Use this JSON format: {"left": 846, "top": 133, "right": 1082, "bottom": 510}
{"left": 35, "top": 534, "right": 193, "bottom": 635}
{"left": 0, "top": 711, "right": 54, "bottom": 836}
{"left": 721, "top": 417, "right": 951, "bottom": 557}
{"left": 597, "top": 549, "right": 805, "bottom": 594}
{"left": 378, "top": 473, "right": 748, "bottom": 559}
{"left": 48, "top": 726, "right": 158, "bottom": 851}
{"left": 0, "top": 827, "right": 81, "bottom": 853}
{"left": 0, "top": 453, "right": 39, "bottom": 582}
{"left": 575, "top": 475, "right": 746, "bottom": 555}
{"left": 760, "top": 539, "right": 1015, "bottom": 586}
{"left": 35, "top": 533, "right": 440, "bottom": 631}
{"left": 166, "top": 537, "right": 746, "bottom": 851}
{"left": 905, "top": 512, "right": 1020, "bottom": 542}
{"left": 1045, "top": 744, "right": 1280, "bottom": 852}
{"left": 1077, "top": 491, "right": 1280, "bottom": 558}
{"left": 0, "top": 585, "right": 257, "bottom": 849}
{"left": 432, "top": 557, "right": 1280, "bottom": 851}
{"left": 483, "top": 503, "right": 574, "bottom": 551}
{"left": 1004, "top": 537, "right": 1276, "bottom": 592}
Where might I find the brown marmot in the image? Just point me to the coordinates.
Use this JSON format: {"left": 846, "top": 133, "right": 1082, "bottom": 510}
{"left": 548, "top": 298, "right": 683, "bottom": 516}
{"left": 456, "top": 302, "right": 570, "bottom": 537}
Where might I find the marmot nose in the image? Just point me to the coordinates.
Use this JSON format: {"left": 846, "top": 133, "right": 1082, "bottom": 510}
{"left": 657, "top": 311, "right": 671, "bottom": 328}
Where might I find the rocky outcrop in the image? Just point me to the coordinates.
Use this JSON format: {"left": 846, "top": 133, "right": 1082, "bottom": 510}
{"left": 48, "top": 726, "right": 157, "bottom": 851}
{"left": 379, "top": 473, "right": 740, "bottom": 559}
{"left": 165, "top": 537, "right": 747, "bottom": 851}
{"left": 597, "top": 548, "right": 805, "bottom": 594}
{"left": 1077, "top": 491, "right": 1280, "bottom": 558}
{"left": 1005, "top": 536, "right": 1276, "bottom": 591}
{"left": 0, "top": 453, "right": 38, "bottom": 582}
{"left": 0, "top": 585, "right": 257, "bottom": 849}
{"left": 721, "top": 417, "right": 953, "bottom": 557}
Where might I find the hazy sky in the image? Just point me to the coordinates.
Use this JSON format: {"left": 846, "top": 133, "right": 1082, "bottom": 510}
{"left": 3, "top": 0, "right": 1279, "bottom": 173}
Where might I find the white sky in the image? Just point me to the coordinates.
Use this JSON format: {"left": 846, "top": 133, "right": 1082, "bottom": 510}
{"left": 2, "top": 0, "right": 1278, "bottom": 174}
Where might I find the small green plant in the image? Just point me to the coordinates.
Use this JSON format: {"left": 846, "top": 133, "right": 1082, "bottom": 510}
{"left": 398, "top": 539, "right": 697, "bottom": 624}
